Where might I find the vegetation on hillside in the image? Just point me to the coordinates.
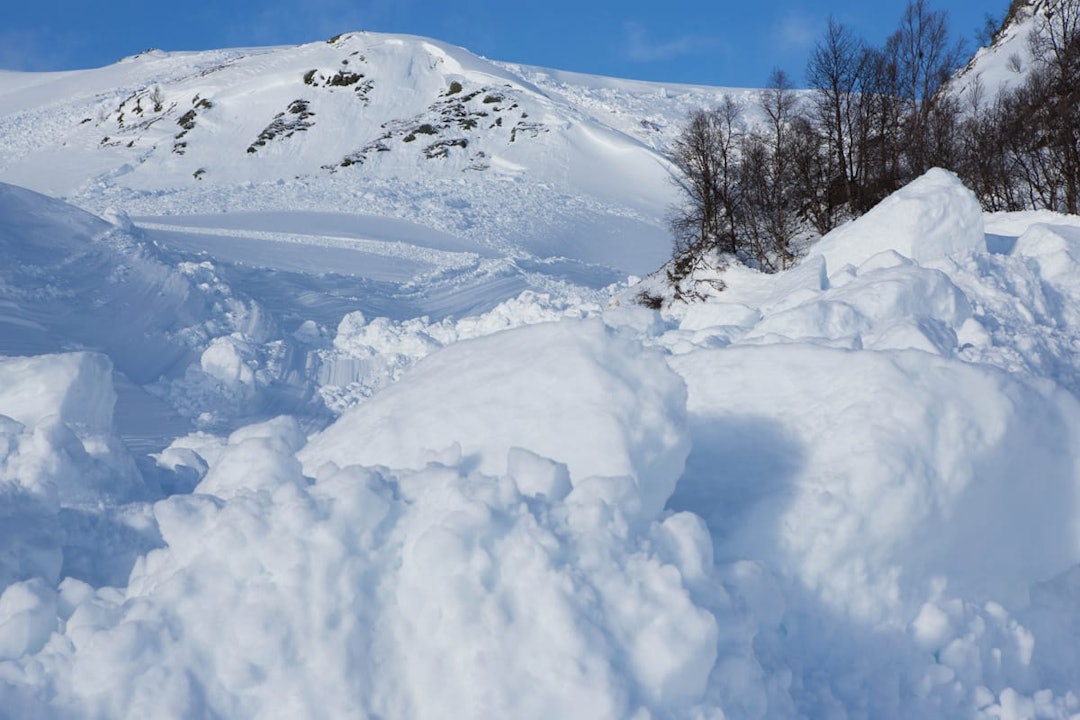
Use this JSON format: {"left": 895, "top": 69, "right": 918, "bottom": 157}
{"left": 665, "top": 0, "right": 1079, "bottom": 290}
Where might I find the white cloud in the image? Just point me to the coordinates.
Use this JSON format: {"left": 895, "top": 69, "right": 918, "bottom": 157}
{"left": 776, "top": 11, "right": 819, "bottom": 53}
{"left": 622, "top": 21, "right": 698, "bottom": 63}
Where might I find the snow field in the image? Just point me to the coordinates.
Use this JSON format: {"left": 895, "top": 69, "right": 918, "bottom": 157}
{"left": 0, "top": 31, "right": 699, "bottom": 278}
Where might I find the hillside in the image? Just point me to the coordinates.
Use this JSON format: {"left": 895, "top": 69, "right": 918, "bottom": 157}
{"left": 0, "top": 32, "right": 763, "bottom": 279}
{"left": 953, "top": 0, "right": 1045, "bottom": 106}
{"left": 1, "top": 28, "right": 1080, "bottom": 720}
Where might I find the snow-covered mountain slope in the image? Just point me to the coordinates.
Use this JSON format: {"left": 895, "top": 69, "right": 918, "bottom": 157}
{"left": 0, "top": 32, "right": 750, "bottom": 278}
{"left": 952, "top": 0, "right": 1044, "bottom": 107}
{"left": 3, "top": 28, "right": 1080, "bottom": 720}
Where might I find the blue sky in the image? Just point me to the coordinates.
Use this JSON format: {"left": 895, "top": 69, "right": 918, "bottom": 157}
{"left": 2, "top": 0, "right": 1000, "bottom": 87}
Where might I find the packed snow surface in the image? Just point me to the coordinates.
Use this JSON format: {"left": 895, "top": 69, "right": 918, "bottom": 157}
{"left": 1, "top": 30, "right": 1080, "bottom": 720}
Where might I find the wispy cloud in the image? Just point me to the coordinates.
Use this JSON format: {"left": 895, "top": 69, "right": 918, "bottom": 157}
{"left": 775, "top": 11, "right": 819, "bottom": 54}
{"left": 0, "top": 29, "right": 83, "bottom": 71}
{"left": 621, "top": 21, "right": 700, "bottom": 63}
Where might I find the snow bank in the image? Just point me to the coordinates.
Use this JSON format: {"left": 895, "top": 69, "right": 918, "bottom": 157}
{"left": 0, "top": 407, "right": 721, "bottom": 719}
{"left": 808, "top": 168, "right": 985, "bottom": 274}
{"left": 304, "top": 318, "right": 689, "bottom": 520}
{"left": 670, "top": 345, "right": 1080, "bottom": 619}
{"left": 0, "top": 352, "right": 145, "bottom": 606}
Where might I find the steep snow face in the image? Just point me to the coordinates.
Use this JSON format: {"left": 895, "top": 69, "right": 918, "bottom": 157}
{"left": 0, "top": 182, "right": 201, "bottom": 379}
{"left": 951, "top": 0, "right": 1043, "bottom": 109}
{"left": 0, "top": 182, "right": 333, "bottom": 441}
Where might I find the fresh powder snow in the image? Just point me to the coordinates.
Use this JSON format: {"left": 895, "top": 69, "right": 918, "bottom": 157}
{"left": 0, "top": 29, "right": 1079, "bottom": 720}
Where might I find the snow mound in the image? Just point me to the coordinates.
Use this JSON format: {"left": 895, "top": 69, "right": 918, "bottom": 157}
{"left": 317, "top": 290, "right": 603, "bottom": 412}
{"left": 645, "top": 171, "right": 1080, "bottom": 717}
{"left": 1, "top": 404, "right": 723, "bottom": 719}
{"left": 0, "top": 353, "right": 146, "bottom": 597}
{"left": 0, "top": 352, "right": 116, "bottom": 434}
{"left": 808, "top": 168, "right": 985, "bottom": 275}
{"left": 303, "top": 318, "right": 689, "bottom": 520}
{"left": 671, "top": 345, "right": 1080, "bottom": 619}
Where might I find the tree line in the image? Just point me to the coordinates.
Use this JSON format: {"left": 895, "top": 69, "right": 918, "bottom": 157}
{"left": 665, "top": 0, "right": 1080, "bottom": 289}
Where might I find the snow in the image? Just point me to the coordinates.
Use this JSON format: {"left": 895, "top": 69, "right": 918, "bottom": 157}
{"left": 1, "top": 28, "right": 1080, "bottom": 720}
{"left": 807, "top": 168, "right": 986, "bottom": 275}
{"left": 0, "top": 353, "right": 116, "bottom": 433}
{"left": 301, "top": 318, "right": 690, "bottom": 521}
{"left": 952, "top": 1, "right": 1042, "bottom": 111}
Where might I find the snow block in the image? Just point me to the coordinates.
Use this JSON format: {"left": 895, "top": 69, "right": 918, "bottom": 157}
{"left": 1014, "top": 222, "right": 1080, "bottom": 288}
{"left": 302, "top": 318, "right": 690, "bottom": 520}
{"left": 0, "top": 579, "right": 57, "bottom": 660}
{"left": 0, "top": 352, "right": 116, "bottom": 434}
{"left": 808, "top": 168, "right": 985, "bottom": 274}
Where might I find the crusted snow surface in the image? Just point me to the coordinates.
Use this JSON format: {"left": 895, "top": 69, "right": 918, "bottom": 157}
{"left": 1, "top": 32, "right": 1080, "bottom": 718}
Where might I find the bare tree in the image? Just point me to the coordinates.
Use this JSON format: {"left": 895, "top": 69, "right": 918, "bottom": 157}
{"left": 854, "top": 37, "right": 906, "bottom": 209}
{"left": 666, "top": 97, "right": 745, "bottom": 282}
{"left": 807, "top": 17, "right": 865, "bottom": 204}
{"left": 742, "top": 69, "right": 801, "bottom": 271}
{"left": 790, "top": 114, "right": 841, "bottom": 235}
{"left": 954, "top": 75, "right": 1026, "bottom": 211}
{"left": 893, "top": 0, "right": 966, "bottom": 174}
{"left": 1028, "top": 0, "right": 1080, "bottom": 212}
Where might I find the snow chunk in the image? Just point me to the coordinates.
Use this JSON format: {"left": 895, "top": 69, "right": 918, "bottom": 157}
{"left": 0, "top": 352, "right": 116, "bottom": 434}
{"left": 199, "top": 335, "right": 258, "bottom": 389}
{"left": 0, "top": 352, "right": 144, "bottom": 510}
{"left": 910, "top": 601, "right": 956, "bottom": 652}
{"left": 303, "top": 319, "right": 689, "bottom": 520}
{"left": 1013, "top": 222, "right": 1080, "bottom": 292}
{"left": 808, "top": 168, "right": 985, "bottom": 274}
{"left": 0, "top": 578, "right": 56, "bottom": 660}
{"left": 506, "top": 447, "right": 572, "bottom": 500}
